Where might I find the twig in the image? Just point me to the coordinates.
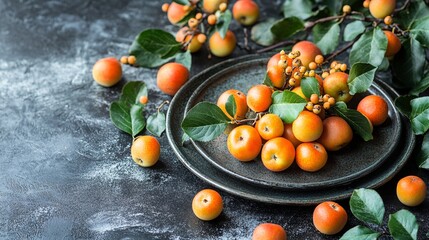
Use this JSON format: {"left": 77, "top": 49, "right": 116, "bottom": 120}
{"left": 324, "top": 39, "right": 357, "bottom": 63}
{"left": 394, "top": 0, "right": 411, "bottom": 13}
{"left": 157, "top": 100, "right": 169, "bottom": 113}
{"left": 256, "top": 40, "right": 297, "bottom": 53}
{"left": 305, "top": 14, "right": 346, "bottom": 29}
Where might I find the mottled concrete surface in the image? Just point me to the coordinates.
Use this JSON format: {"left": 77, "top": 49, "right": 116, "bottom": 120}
{"left": 0, "top": 1, "right": 427, "bottom": 239}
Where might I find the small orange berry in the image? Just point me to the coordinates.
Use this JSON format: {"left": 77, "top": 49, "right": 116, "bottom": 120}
{"left": 363, "top": 0, "right": 370, "bottom": 8}
{"left": 139, "top": 95, "right": 148, "bottom": 104}
{"left": 315, "top": 55, "right": 324, "bottom": 64}
{"left": 342, "top": 5, "right": 351, "bottom": 14}
{"left": 120, "top": 56, "right": 128, "bottom": 64}
{"left": 127, "top": 55, "right": 136, "bottom": 65}
{"left": 207, "top": 14, "right": 217, "bottom": 25}
{"left": 384, "top": 15, "right": 393, "bottom": 25}
{"left": 310, "top": 94, "right": 319, "bottom": 104}
{"left": 161, "top": 3, "right": 170, "bottom": 12}
{"left": 197, "top": 34, "right": 207, "bottom": 44}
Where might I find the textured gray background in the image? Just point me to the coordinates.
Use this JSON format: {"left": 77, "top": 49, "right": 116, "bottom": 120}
{"left": 0, "top": 0, "right": 427, "bottom": 239}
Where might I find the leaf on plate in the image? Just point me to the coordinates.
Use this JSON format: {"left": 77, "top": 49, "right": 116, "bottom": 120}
{"left": 332, "top": 102, "right": 373, "bottom": 141}
{"left": 225, "top": 94, "right": 237, "bottom": 119}
{"left": 181, "top": 102, "right": 231, "bottom": 142}
{"left": 301, "top": 77, "right": 320, "bottom": 98}
{"left": 269, "top": 90, "right": 306, "bottom": 123}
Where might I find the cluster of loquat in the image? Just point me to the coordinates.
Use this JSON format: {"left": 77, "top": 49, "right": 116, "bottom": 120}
{"left": 216, "top": 40, "right": 389, "bottom": 173}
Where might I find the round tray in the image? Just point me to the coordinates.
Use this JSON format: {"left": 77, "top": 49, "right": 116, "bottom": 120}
{"left": 166, "top": 54, "right": 415, "bottom": 205}
{"left": 185, "top": 55, "right": 402, "bottom": 190}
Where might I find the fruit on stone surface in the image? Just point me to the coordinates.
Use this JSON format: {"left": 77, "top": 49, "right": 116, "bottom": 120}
{"left": 202, "top": 0, "right": 228, "bottom": 14}
{"left": 296, "top": 142, "right": 328, "bottom": 172}
{"left": 369, "top": 0, "right": 396, "bottom": 19}
{"left": 246, "top": 84, "right": 273, "bottom": 112}
{"left": 252, "top": 223, "right": 287, "bottom": 240}
{"left": 227, "top": 125, "right": 262, "bottom": 161}
{"left": 261, "top": 137, "right": 295, "bottom": 172}
{"left": 357, "top": 95, "right": 389, "bottom": 126}
{"left": 232, "top": 0, "right": 260, "bottom": 26}
{"left": 167, "top": 2, "right": 192, "bottom": 25}
{"left": 216, "top": 89, "right": 248, "bottom": 120}
{"left": 256, "top": 114, "right": 284, "bottom": 140}
{"left": 323, "top": 72, "right": 353, "bottom": 103}
{"left": 317, "top": 116, "right": 353, "bottom": 151}
{"left": 92, "top": 57, "right": 122, "bottom": 87}
{"left": 313, "top": 201, "right": 348, "bottom": 235}
{"left": 292, "top": 111, "right": 323, "bottom": 142}
{"left": 176, "top": 27, "right": 204, "bottom": 53}
{"left": 291, "top": 41, "right": 323, "bottom": 68}
{"left": 209, "top": 30, "right": 237, "bottom": 57}
{"left": 156, "top": 62, "right": 189, "bottom": 96}
{"left": 383, "top": 30, "right": 401, "bottom": 58}
{"left": 396, "top": 175, "right": 427, "bottom": 207}
{"left": 192, "top": 189, "right": 223, "bottom": 221}
{"left": 131, "top": 135, "right": 160, "bottom": 167}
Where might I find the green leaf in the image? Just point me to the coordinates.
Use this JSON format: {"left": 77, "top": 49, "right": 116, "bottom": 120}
{"left": 181, "top": 102, "right": 231, "bottom": 142}
{"left": 270, "top": 17, "right": 305, "bottom": 40}
{"left": 332, "top": 102, "right": 373, "bottom": 141}
{"left": 349, "top": 188, "right": 385, "bottom": 225}
{"left": 340, "top": 225, "right": 381, "bottom": 240}
{"left": 225, "top": 94, "right": 237, "bottom": 119}
{"left": 182, "top": 132, "right": 190, "bottom": 144}
{"left": 269, "top": 91, "right": 307, "bottom": 123}
{"left": 147, "top": 111, "right": 166, "bottom": 137}
{"left": 349, "top": 27, "right": 387, "bottom": 68}
{"left": 388, "top": 209, "right": 418, "bottom": 240}
{"left": 109, "top": 82, "right": 148, "bottom": 137}
{"left": 175, "top": 50, "right": 192, "bottom": 70}
{"left": 410, "top": 16, "right": 429, "bottom": 47}
{"left": 416, "top": 132, "right": 429, "bottom": 169}
{"left": 251, "top": 18, "right": 278, "bottom": 46}
{"left": 391, "top": 36, "right": 426, "bottom": 90}
{"left": 347, "top": 63, "right": 377, "bottom": 95}
{"left": 396, "top": 0, "right": 429, "bottom": 29}
{"left": 301, "top": 77, "right": 320, "bottom": 98}
{"left": 172, "top": 0, "right": 189, "bottom": 5}
{"left": 263, "top": 72, "right": 274, "bottom": 87}
{"left": 121, "top": 81, "right": 148, "bottom": 106}
{"left": 410, "top": 71, "right": 429, "bottom": 95}
{"left": 215, "top": 9, "right": 232, "bottom": 39}
{"left": 394, "top": 95, "right": 417, "bottom": 118}
{"left": 410, "top": 96, "right": 429, "bottom": 135}
{"left": 344, "top": 21, "right": 366, "bottom": 42}
{"left": 129, "top": 42, "right": 174, "bottom": 68}
{"left": 110, "top": 102, "right": 146, "bottom": 137}
{"left": 313, "top": 22, "right": 340, "bottom": 55}
{"left": 131, "top": 29, "right": 182, "bottom": 57}
{"left": 282, "top": 0, "right": 318, "bottom": 20}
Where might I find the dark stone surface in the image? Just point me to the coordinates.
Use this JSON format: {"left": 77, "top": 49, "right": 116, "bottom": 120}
{"left": 0, "top": 0, "right": 427, "bottom": 239}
